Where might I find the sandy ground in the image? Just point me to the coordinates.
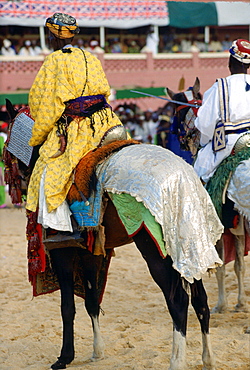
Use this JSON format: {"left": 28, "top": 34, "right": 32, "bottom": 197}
{"left": 0, "top": 193, "right": 249, "bottom": 370}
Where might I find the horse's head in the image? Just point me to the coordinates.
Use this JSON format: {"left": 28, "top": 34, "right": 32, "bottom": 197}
{"left": 4, "top": 99, "right": 40, "bottom": 204}
{"left": 166, "top": 77, "right": 202, "bottom": 155}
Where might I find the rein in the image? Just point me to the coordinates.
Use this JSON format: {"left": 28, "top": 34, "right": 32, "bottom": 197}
{"left": 175, "top": 99, "right": 202, "bottom": 116}
{"left": 130, "top": 90, "right": 202, "bottom": 108}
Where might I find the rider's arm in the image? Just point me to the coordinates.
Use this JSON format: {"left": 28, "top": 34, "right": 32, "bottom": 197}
{"left": 194, "top": 82, "right": 220, "bottom": 146}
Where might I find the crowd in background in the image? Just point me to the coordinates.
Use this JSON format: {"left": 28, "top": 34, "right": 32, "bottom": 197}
{"left": 0, "top": 30, "right": 234, "bottom": 56}
{"left": 113, "top": 102, "right": 174, "bottom": 148}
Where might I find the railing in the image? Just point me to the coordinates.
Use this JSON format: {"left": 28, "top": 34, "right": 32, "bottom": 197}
{"left": 0, "top": 52, "right": 229, "bottom": 110}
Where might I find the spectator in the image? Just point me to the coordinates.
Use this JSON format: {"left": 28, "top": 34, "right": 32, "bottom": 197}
{"left": 1, "top": 39, "right": 16, "bottom": 56}
{"left": 196, "top": 37, "right": 207, "bottom": 52}
{"left": 181, "top": 36, "right": 191, "bottom": 53}
{"left": 145, "top": 25, "right": 159, "bottom": 55}
{"left": 128, "top": 40, "right": 140, "bottom": 53}
{"left": 31, "top": 39, "right": 42, "bottom": 55}
{"left": 171, "top": 38, "right": 181, "bottom": 53}
{"left": 110, "top": 38, "right": 122, "bottom": 53}
{"left": 75, "top": 38, "right": 85, "bottom": 50}
{"left": 155, "top": 117, "right": 171, "bottom": 148}
{"left": 162, "top": 27, "right": 175, "bottom": 52}
{"left": 18, "top": 40, "right": 36, "bottom": 56}
{"left": 121, "top": 39, "right": 129, "bottom": 53}
{"left": 115, "top": 106, "right": 136, "bottom": 137}
{"left": 190, "top": 38, "right": 200, "bottom": 53}
{"left": 155, "top": 105, "right": 173, "bottom": 147}
{"left": 133, "top": 114, "right": 150, "bottom": 143}
{"left": 222, "top": 35, "right": 232, "bottom": 51}
{"left": 86, "top": 39, "right": 104, "bottom": 54}
{"left": 145, "top": 110, "right": 158, "bottom": 144}
{"left": 208, "top": 36, "right": 222, "bottom": 52}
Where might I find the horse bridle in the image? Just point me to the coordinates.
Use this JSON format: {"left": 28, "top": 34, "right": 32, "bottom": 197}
{"left": 175, "top": 89, "right": 202, "bottom": 117}
{"left": 171, "top": 89, "right": 202, "bottom": 153}
{"left": 173, "top": 89, "right": 202, "bottom": 132}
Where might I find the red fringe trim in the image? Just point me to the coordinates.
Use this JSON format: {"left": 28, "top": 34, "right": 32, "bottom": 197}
{"left": 26, "top": 209, "right": 46, "bottom": 282}
{"left": 3, "top": 145, "right": 22, "bottom": 204}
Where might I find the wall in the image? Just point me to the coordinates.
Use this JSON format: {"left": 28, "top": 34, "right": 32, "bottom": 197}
{"left": 0, "top": 52, "right": 229, "bottom": 110}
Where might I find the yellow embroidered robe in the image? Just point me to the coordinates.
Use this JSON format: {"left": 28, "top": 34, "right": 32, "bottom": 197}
{"left": 26, "top": 48, "right": 122, "bottom": 213}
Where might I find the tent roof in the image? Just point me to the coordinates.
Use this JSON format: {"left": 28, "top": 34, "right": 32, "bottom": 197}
{"left": 0, "top": 0, "right": 169, "bottom": 28}
{"left": 0, "top": 1, "right": 249, "bottom": 29}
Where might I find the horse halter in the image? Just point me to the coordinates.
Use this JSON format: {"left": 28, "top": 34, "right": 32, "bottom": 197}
{"left": 174, "top": 89, "right": 202, "bottom": 131}
{"left": 175, "top": 89, "right": 202, "bottom": 117}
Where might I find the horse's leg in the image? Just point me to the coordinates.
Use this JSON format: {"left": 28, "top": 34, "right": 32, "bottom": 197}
{"left": 133, "top": 228, "right": 189, "bottom": 370}
{"left": 190, "top": 279, "right": 216, "bottom": 370}
{"left": 77, "top": 249, "right": 105, "bottom": 360}
{"left": 234, "top": 234, "right": 247, "bottom": 311}
{"left": 212, "top": 237, "right": 228, "bottom": 313}
{"left": 49, "top": 247, "right": 76, "bottom": 369}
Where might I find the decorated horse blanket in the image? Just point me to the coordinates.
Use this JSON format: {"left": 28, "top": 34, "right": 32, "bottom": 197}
{"left": 94, "top": 144, "right": 223, "bottom": 283}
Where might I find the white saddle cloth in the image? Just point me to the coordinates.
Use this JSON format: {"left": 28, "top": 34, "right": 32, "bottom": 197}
{"left": 98, "top": 144, "right": 223, "bottom": 283}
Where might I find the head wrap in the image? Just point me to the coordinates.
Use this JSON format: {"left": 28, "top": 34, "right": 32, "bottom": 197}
{"left": 90, "top": 40, "right": 98, "bottom": 47}
{"left": 45, "top": 13, "right": 80, "bottom": 39}
{"left": 229, "top": 39, "right": 250, "bottom": 64}
{"left": 3, "top": 39, "right": 11, "bottom": 48}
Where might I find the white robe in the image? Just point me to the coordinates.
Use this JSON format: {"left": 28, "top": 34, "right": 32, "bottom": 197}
{"left": 38, "top": 168, "right": 73, "bottom": 232}
{"left": 194, "top": 73, "right": 250, "bottom": 183}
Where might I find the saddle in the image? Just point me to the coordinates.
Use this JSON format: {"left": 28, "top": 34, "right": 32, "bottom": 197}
{"left": 67, "top": 138, "right": 140, "bottom": 202}
{"left": 44, "top": 138, "right": 140, "bottom": 252}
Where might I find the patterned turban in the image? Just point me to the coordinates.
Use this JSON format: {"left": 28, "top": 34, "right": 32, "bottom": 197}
{"left": 229, "top": 39, "right": 250, "bottom": 64}
{"left": 45, "top": 13, "right": 80, "bottom": 39}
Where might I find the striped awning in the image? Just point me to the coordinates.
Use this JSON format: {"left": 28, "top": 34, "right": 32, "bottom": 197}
{"left": 0, "top": 1, "right": 249, "bottom": 28}
{"left": 0, "top": 0, "right": 169, "bottom": 28}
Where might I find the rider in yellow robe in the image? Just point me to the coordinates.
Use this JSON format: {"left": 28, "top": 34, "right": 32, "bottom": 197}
{"left": 26, "top": 13, "right": 123, "bottom": 214}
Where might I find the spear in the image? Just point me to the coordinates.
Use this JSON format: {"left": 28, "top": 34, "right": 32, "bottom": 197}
{"left": 129, "top": 90, "right": 200, "bottom": 108}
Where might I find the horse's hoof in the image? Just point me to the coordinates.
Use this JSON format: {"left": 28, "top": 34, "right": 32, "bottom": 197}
{"left": 211, "top": 305, "right": 227, "bottom": 314}
{"left": 91, "top": 354, "right": 104, "bottom": 362}
{"left": 235, "top": 303, "right": 248, "bottom": 312}
{"left": 51, "top": 359, "right": 67, "bottom": 369}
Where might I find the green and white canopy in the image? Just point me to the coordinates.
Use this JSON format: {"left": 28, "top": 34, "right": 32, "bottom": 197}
{"left": 167, "top": 1, "right": 250, "bottom": 28}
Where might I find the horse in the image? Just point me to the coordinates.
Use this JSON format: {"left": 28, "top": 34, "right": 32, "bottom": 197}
{"left": 167, "top": 78, "right": 250, "bottom": 314}
{"left": 4, "top": 99, "right": 223, "bottom": 370}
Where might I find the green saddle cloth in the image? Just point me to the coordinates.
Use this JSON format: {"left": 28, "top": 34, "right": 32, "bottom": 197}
{"left": 108, "top": 192, "right": 165, "bottom": 257}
